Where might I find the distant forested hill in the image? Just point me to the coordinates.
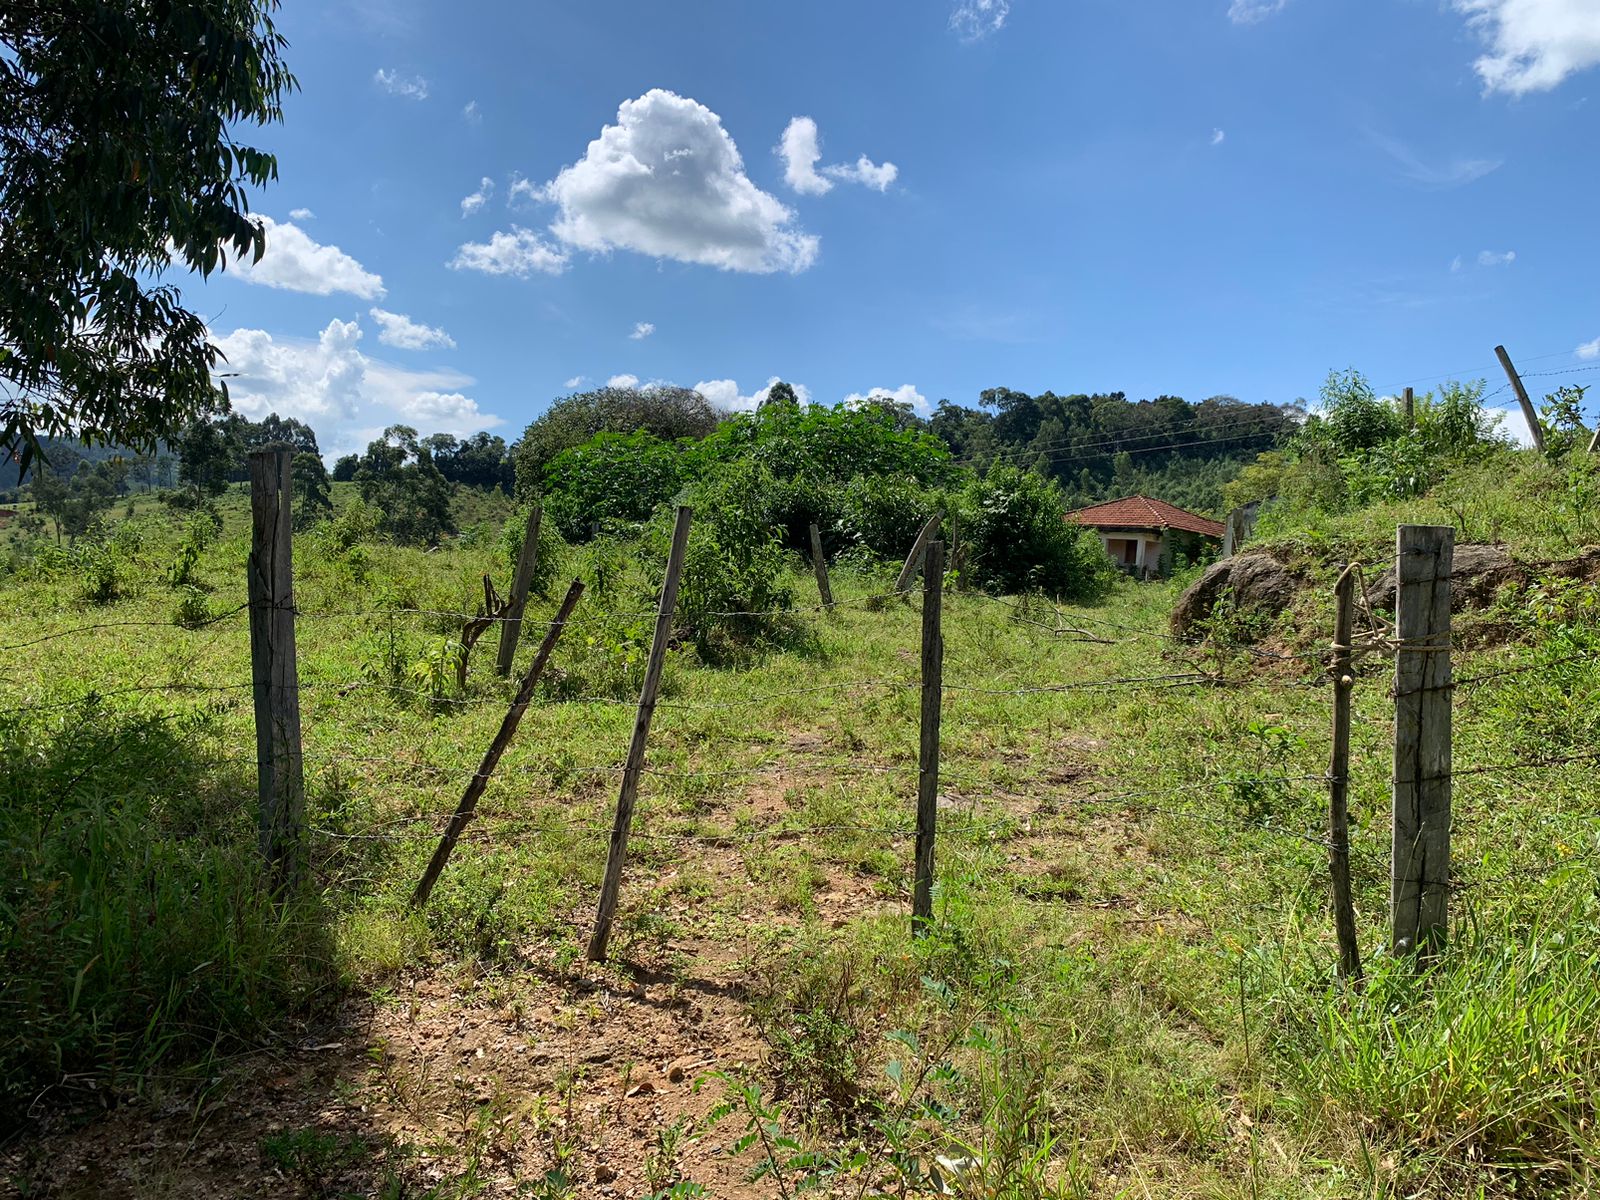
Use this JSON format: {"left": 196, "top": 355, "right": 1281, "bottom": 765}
{"left": 0, "top": 438, "right": 175, "bottom": 493}
{"left": 930, "top": 390, "right": 1302, "bottom": 516}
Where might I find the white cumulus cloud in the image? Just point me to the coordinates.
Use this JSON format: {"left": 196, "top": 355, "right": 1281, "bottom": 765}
{"left": 1478, "top": 248, "right": 1517, "bottom": 266}
{"left": 779, "top": 117, "right": 831, "bottom": 195}
{"left": 564, "top": 375, "right": 586, "bottom": 389}
{"left": 693, "top": 377, "right": 812, "bottom": 413}
{"left": 779, "top": 116, "right": 898, "bottom": 194}
{"left": 373, "top": 68, "right": 429, "bottom": 100}
{"left": 1229, "top": 0, "right": 1290, "bottom": 23}
{"left": 629, "top": 321, "right": 655, "bottom": 340}
{"left": 289, "top": 207, "right": 315, "bottom": 221}
{"left": 1454, "top": 0, "right": 1600, "bottom": 95}
{"left": 541, "top": 89, "right": 818, "bottom": 274}
{"left": 229, "top": 215, "right": 385, "bottom": 299}
{"left": 461, "top": 177, "right": 494, "bottom": 217}
{"left": 607, "top": 373, "right": 641, "bottom": 390}
{"left": 1577, "top": 336, "right": 1600, "bottom": 360}
{"left": 369, "top": 308, "right": 456, "bottom": 351}
{"left": 950, "top": 0, "right": 1010, "bottom": 39}
{"left": 210, "top": 317, "right": 495, "bottom": 460}
{"left": 448, "top": 227, "right": 569, "bottom": 277}
{"left": 843, "top": 384, "right": 932, "bottom": 417}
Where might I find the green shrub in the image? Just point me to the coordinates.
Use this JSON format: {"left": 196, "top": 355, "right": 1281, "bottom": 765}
{"left": 653, "top": 462, "right": 794, "bottom": 661}
{"left": 838, "top": 474, "right": 939, "bottom": 559}
{"left": 498, "top": 504, "right": 567, "bottom": 600}
{"left": 70, "top": 540, "right": 120, "bottom": 605}
{"left": 539, "top": 430, "right": 686, "bottom": 543}
{"left": 959, "top": 466, "right": 1116, "bottom": 600}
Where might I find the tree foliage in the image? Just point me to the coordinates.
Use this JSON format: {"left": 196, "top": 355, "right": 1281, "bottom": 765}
{"left": 541, "top": 430, "right": 686, "bottom": 542}
{"left": 960, "top": 465, "right": 1116, "bottom": 599}
{"left": 1, "top": 1, "right": 296, "bottom": 466}
{"left": 513, "top": 385, "right": 720, "bottom": 496}
{"left": 353, "top": 425, "right": 455, "bottom": 545}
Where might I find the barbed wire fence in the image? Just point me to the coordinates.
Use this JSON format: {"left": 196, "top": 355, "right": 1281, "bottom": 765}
{"left": 5, "top": 448, "right": 1599, "bottom": 978}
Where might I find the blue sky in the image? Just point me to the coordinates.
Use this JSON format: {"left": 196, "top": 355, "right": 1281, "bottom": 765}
{"left": 188, "top": 0, "right": 1600, "bottom": 458}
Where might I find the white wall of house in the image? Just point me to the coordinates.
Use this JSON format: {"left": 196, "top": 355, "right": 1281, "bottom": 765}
{"left": 1096, "top": 530, "right": 1165, "bottom": 573}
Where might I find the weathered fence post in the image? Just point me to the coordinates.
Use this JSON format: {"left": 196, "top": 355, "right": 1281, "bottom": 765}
{"left": 1329, "top": 565, "right": 1362, "bottom": 982}
{"left": 496, "top": 504, "right": 543, "bottom": 676}
{"left": 248, "top": 450, "right": 306, "bottom": 894}
{"left": 587, "top": 505, "right": 693, "bottom": 962}
{"left": 1402, "top": 386, "right": 1415, "bottom": 431}
{"left": 896, "top": 513, "right": 943, "bottom": 594}
{"left": 913, "top": 540, "right": 945, "bottom": 935}
{"left": 1494, "top": 345, "right": 1546, "bottom": 453}
{"left": 808, "top": 522, "right": 834, "bottom": 608}
{"left": 413, "top": 578, "right": 585, "bottom": 907}
{"left": 1392, "top": 525, "right": 1453, "bottom": 958}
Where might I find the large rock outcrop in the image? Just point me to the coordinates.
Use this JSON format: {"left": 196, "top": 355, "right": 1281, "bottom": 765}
{"left": 1170, "top": 553, "right": 1300, "bottom": 640}
{"left": 1367, "top": 543, "right": 1600, "bottom": 611}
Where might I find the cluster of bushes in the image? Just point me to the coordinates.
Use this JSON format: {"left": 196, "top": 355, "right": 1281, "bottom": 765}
{"left": 522, "top": 395, "right": 1118, "bottom": 628}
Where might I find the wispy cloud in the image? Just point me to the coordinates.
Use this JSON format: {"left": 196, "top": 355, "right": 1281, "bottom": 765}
{"left": 373, "top": 68, "right": 430, "bottom": 100}
{"left": 460, "top": 177, "right": 494, "bottom": 218}
{"left": 1229, "top": 0, "right": 1290, "bottom": 25}
{"left": 462, "top": 100, "right": 481, "bottom": 124}
{"left": 564, "top": 375, "right": 585, "bottom": 389}
{"left": 1477, "top": 249, "right": 1516, "bottom": 267}
{"left": 628, "top": 321, "right": 655, "bottom": 340}
{"left": 1367, "top": 130, "right": 1502, "bottom": 188}
{"left": 950, "top": 0, "right": 1009, "bottom": 41}
{"left": 1211, "top": 128, "right": 1227, "bottom": 146}
{"left": 1577, "top": 336, "right": 1600, "bottom": 361}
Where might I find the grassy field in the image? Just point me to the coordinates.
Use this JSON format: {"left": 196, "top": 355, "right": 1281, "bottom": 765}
{"left": 2, "top": 477, "right": 1598, "bottom": 1198}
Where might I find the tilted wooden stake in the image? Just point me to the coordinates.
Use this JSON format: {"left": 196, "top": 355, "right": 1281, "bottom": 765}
{"left": 808, "top": 522, "right": 834, "bottom": 608}
{"left": 1494, "top": 345, "right": 1546, "bottom": 453}
{"left": 895, "top": 513, "right": 943, "bottom": 593}
{"left": 587, "top": 505, "right": 694, "bottom": 961}
{"left": 913, "top": 539, "right": 945, "bottom": 935}
{"left": 496, "top": 504, "right": 543, "bottom": 676}
{"left": 412, "top": 577, "right": 585, "bottom": 907}
{"left": 1328, "top": 564, "right": 1362, "bottom": 983}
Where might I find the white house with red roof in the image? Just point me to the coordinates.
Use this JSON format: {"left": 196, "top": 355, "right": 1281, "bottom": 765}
{"left": 1065, "top": 495, "right": 1226, "bottom": 578}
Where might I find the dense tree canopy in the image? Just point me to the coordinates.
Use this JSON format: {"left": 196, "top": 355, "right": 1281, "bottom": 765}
{"left": 929, "top": 390, "right": 1300, "bottom": 515}
{"left": 1, "top": 1, "right": 296, "bottom": 468}
{"left": 512, "top": 385, "right": 721, "bottom": 496}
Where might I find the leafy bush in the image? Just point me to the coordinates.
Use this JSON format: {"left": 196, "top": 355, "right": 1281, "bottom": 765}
{"left": 498, "top": 503, "right": 567, "bottom": 599}
{"left": 513, "top": 384, "right": 720, "bottom": 496}
{"left": 70, "top": 539, "right": 120, "bottom": 604}
{"left": 653, "top": 462, "right": 794, "bottom": 660}
{"left": 838, "top": 474, "right": 941, "bottom": 559}
{"left": 539, "top": 430, "right": 686, "bottom": 542}
{"left": 959, "top": 466, "right": 1115, "bottom": 600}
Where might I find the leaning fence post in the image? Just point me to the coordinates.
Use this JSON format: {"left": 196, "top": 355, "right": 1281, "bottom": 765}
{"left": 896, "top": 513, "right": 943, "bottom": 594}
{"left": 587, "top": 504, "right": 693, "bottom": 962}
{"left": 1392, "top": 525, "right": 1453, "bottom": 958}
{"left": 496, "top": 504, "right": 543, "bottom": 676}
{"left": 1328, "top": 565, "right": 1362, "bottom": 982}
{"left": 913, "top": 540, "right": 945, "bottom": 935}
{"left": 248, "top": 450, "right": 306, "bottom": 894}
{"left": 413, "top": 578, "right": 585, "bottom": 907}
{"left": 808, "top": 522, "right": 834, "bottom": 608}
{"left": 1494, "top": 345, "right": 1546, "bottom": 454}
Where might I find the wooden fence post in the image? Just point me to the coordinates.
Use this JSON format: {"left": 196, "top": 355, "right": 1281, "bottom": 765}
{"left": 809, "top": 522, "right": 834, "bottom": 608}
{"left": 412, "top": 578, "right": 585, "bottom": 907}
{"left": 587, "top": 505, "right": 693, "bottom": 962}
{"left": 1392, "top": 525, "right": 1453, "bottom": 958}
{"left": 496, "top": 504, "right": 543, "bottom": 676}
{"left": 1402, "top": 386, "right": 1415, "bottom": 431}
{"left": 248, "top": 450, "right": 306, "bottom": 894}
{"left": 1494, "top": 345, "right": 1546, "bottom": 453}
{"left": 896, "top": 513, "right": 943, "bottom": 594}
{"left": 913, "top": 540, "right": 945, "bottom": 935}
{"left": 1329, "top": 565, "right": 1362, "bottom": 982}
